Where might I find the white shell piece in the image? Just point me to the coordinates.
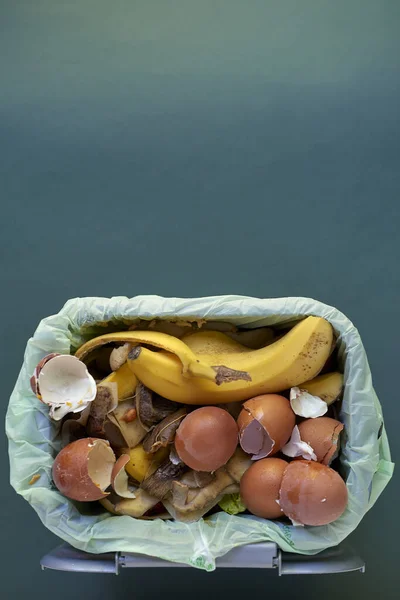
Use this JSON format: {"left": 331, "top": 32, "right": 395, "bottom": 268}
{"left": 290, "top": 387, "right": 328, "bottom": 418}
{"left": 38, "top": 355, "right": 97, "bottom": 420}
{"left": 282, "top": 425, "right": 317, "bottom": 461}
{"left": 290, "top": 518, "right": 305, "bottom": 527}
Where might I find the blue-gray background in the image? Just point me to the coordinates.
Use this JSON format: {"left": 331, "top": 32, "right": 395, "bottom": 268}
{"left": 1, "top": 1, "right": 399, "bottom": 597}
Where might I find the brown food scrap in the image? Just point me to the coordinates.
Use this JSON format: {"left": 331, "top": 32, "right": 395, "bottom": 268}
{"left": 122, "top": 408, "right": 137, "bottom": 423}
{"left": 143, "top": 408, "right": 187, "bottom": 453}
{"left": 141, "top": 459, "right": 186, "bottom": 499}
{"left": 136, "top": 382, "right": 180, "bottom": 431}
{"left": 29, "top": 474, "right": 41, "bottom": 485}
{"left": 175, "top": 320, "right": 196, "bottom": 328}
{"left": 86, "top": 383, "right": 118, "bottom": 438}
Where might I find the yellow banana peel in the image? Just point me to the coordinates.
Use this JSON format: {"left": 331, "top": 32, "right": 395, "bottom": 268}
{"left": 300, "top": 371, "right": 344, "bottom": 405}
{"left": 101, "top": 362, "right": 138, "bottom": 400}
{"left": 128, "top": 316, "right": 333, "bottom": 404}
{"left": 124, "top": 444, "right": 169, "bottom": 483}
{"left": 75, "top": 329, "right": 221, "bottom": 382}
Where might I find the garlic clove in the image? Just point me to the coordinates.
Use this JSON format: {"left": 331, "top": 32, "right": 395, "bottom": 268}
{"left": 290, "top": 387, "right": 328, "bottom": 418}
{"left": 38, "top": 354, "right": 97, "bottom": 421}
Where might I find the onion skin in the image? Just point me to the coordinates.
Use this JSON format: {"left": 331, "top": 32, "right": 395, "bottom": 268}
{"left": 52, "top": 438, "right": 115, "bottom": 501}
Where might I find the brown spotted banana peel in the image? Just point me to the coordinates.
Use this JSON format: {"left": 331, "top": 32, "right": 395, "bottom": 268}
{"left": 127, "top": 316, "right": 333, "bottom": 404}
{"left": 75, "top": 329, "right": 231, "bottom": 382}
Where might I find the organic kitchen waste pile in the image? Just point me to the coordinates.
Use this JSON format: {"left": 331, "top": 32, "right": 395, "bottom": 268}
{"left": 6, "top": 296, "right": 393, "bottom": 571}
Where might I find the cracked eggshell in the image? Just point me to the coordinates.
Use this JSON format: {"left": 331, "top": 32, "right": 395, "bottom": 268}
{"left": 297, "top": 417, "right": 344, "bottom": 465}
{"left": 290, "top": 387, "right": 328, "bottom": 418}
{"left": 38, "top": 354, "right": 97, "bottom": 420}
{"left": 30, "top": 353, "right": 60, "bottom": 397}
{"left": 52, "top": 438, "right": 116, "bottom": 501}
{"left": 240, "top": 457, "right": 288, "bottom": 519}
{"left": 111, "top": 454, "right": 136, "bottom": 498}
{"left": 237, "top": 395, "right": 295, "bottom": 460}
{"left": 279, "top": 460, "right": 348, "bottom": 526}
{"left": 282, "top": 425, "right": 317, "bottom": 461}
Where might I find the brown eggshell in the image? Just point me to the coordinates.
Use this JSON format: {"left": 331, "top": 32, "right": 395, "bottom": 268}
{"left": 175, "top": 407, "right": 238, "bottom": 472}
{"left": 240, "top": 458, "right": 288, "bottom": 519}
{"left": 298, "top": 417, "right": 344, "bottom": 465}
{"left": 111, "top": 454, "right": 136, "bottom": 498}
{"left": 30, "top": 353, "right": 60, "bottom": 397}
{"left": 279, "top": 461, "right": 348, "bottom": 526}
{"left": 52, "top": 438, "right": 116, "bottom": 501}
{"left": 238, "top": 395, "right": 295, "bottom": 459}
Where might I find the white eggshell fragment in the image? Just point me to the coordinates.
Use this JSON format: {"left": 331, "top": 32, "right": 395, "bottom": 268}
{"left": 30, "top": 353, "right": 60, "bottom": 397}
{"left": 282, "top": 425, "right": 317, "bottom": 461}
{"left": 290, "top": 387, "right": 328, "bottom": 418}
{"left": 111, "top": 455, "right": 136, "bottom": 498}
{"left": 38, "top": 354, "right": 97, "bottom": 420}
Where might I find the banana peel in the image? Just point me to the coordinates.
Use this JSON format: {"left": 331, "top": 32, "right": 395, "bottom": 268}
{"left": 300, "top": 372, "right": 344, "bottom": 405}
{"left": 124, "top": 444, "right": 169, "bottom": 483}
{"left": 102, "top": 362, "right": 137, "bottom": 401}
{"left": 127, "top": 317, "right": 333, "bottom": 404}
{"left": 75, "top": 330, "right": 229, "bottom": 382}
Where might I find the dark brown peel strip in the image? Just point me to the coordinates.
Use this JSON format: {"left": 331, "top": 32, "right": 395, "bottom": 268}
{"left": 136, "top": 382, "right": 180, "bottom": 431}
{"left": 143, "top": 408, "right": 187, "bottom": 453}
{"left": 86, "top": 383, "right": 118, "bottom": 438}
{"left": 212, "top": 365, "right": 252, "bottom": 386}
{"left": 141, "top": 460, "right": 186, "bottom": 499}
{"left": 103, "top": 416, "right": 128, "bottom": 449}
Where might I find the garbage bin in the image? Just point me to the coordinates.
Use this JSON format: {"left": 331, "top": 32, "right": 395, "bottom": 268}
{"left": 6, "top": 295, "right": 394, "bottom": 572}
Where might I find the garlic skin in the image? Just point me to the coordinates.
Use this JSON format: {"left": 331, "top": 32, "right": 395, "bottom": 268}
{"left": 37, "top": 354, "right": 97, "bottom": 420}
{"left": 290, "top": 387, "right": 328, "bottom": 418}
{"left": 282, "top": 425, "right": 317, "bottom": 461}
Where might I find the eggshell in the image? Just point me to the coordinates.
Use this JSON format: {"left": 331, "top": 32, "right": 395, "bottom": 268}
{"left": 279, "top": 460, "right": 348, "bottom": 526}
{"left": 238, "top": 394, "right": 295, "bottom": 459}
{"left": 30, "top": 353, "right": 60, "bottom": 397}
{"left": 290, "top": 387, "right": 328, "bottom": 418}
{"left": 175, "top": 407, "right": 238, "bottom": 471}
{"left": 111, "top": 454, "right": 136, "bottom": 498}
{"left": 240, "top": 458, "right": 288, "bottom": 518}
{"left": 298, "top": 417, "right": 344, "bottom": 465}
{"left": 38, "top": 354, "right": 97, "bottom": 420}
{"left": 52, "top": 438, "right": 116, "bottom": 501}
{"left": 281, "top": 425, "right": 317, "bottom": 461}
